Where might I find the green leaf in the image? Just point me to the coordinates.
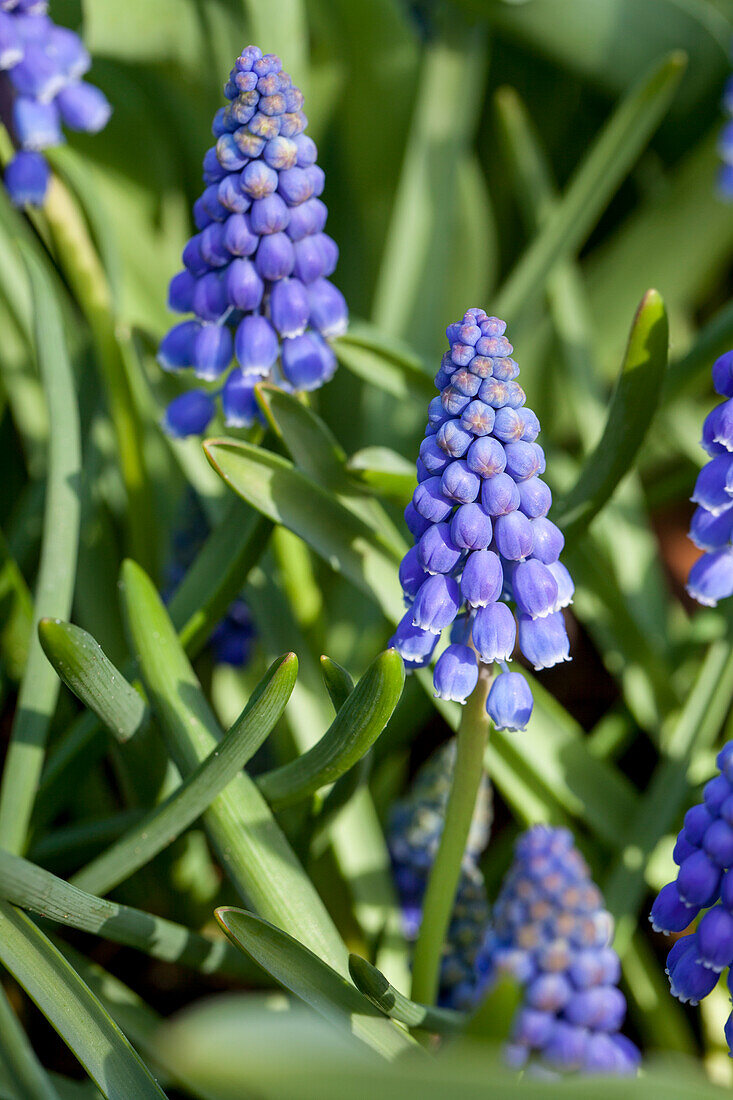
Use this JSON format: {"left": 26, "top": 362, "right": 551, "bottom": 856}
{"left": 203, "top": 439, "right": 404, "bottom": 620}
{"left": 0, "top": 901, "right": 166, "bottom": 1098}
{"left": 495, "top": 52, "right": 686, "bottom": 324}
{"left": 0, "top": 244, "right": 82, "bottom": 856}
{"left": 257, "top": 650, "right": 404, "bottom": 810}
{"left": 348, "top": 954, "right": 463, "bottom": 1034}
{"left": 0, "top": 527, "right": 33, "bottom": 681}
{"left": 119, "top": 558, "right": 349, "bottom": 971}
{"left": 346, "top": 448, "right": 416, "bottom": 501}
{"left": 0, "top": 848, "right": 255, "bottom": 981}
{"left": 71, "top": 653, "right": 298, "bottom": 897}
{"left": 0, "top": 983, "right": 61, "bottom": 1100}
{"left": 215, "top": 908, "right": 415, "bottom": 1060}
{"left": 554, "top": 289, "right": 669, "bottom": 539}
{"left": 464, "top": 979, "right": 523, "bottom": 1044}
{"left": 333, "top": 323, "right": 434, "bottom": 403}
{"left": 319, "top": 655, "right": 355, "bottom": 711}
{"left": 38, "top": 620, "right": 148, "bottom": 745}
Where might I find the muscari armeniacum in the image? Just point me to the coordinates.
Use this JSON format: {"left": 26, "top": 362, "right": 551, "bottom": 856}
{"left": 650, "top": 742, "right": 733, "bottom": 1055}
{"left": 686, "top": 350, "right": 733, "bottom": 605}
{"left": 489, "top": 826, "right": 640, "bottom": 1076}
{"left": 0, "top": 1, "right": 110, "bottom": 206}
{"left": 158, "top": 45, "right": 347, "bottom": 438}
{"left": 390, "top": 308, "right": 573, "bottom": 731}
{"left": 388, "top": 740, "right": 494, "bottom": 1011}
{"left": 719, "top": 60, "right": 733, "bottom": 199}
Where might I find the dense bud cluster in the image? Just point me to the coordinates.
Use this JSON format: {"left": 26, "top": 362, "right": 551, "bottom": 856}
{"left": 0, "top": 1, "right": 110, "bottom": 206}
{"left": 686, "top": 350, "right": 733, "bottom": 605}
{"left": 390, "top": 308, "right": 573, "bottom": 731}
{"left": 650, "top": 742, "right": 733, "bottom": 1053}
{"left": 488, "top": 827, "right": 640, "bottom": 1075}
{"left": 158, "top": 45, "right": 347, "bottom": 438}
{"left": 166, "top": 490, "right": 255, "bottom": 667}
{"left": 388, "top": 741, "right": 494, "bottom": 1010}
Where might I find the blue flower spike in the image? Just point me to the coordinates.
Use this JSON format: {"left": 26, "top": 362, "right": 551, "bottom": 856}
{"left": 686, "top": 349, "right": 733, "bottom": 606}
{"left": 650, "top": 740, "right": 733, "bottom": 1054}
{"left": 0, "top": 2, "right": 111, "bottom": 206}
{"left": 388, "top": 741, "right": 494, "bottom": 1011}
{"left": 390, "top": 308, "right": 573, "bottom": 729}
{"left": 719, "top": 71, "right": 733, "bottom": 200}
{"left": 158, "top": 45, "right": 347, "bottom": 437}
{"left": 490, "top": 826, "right": 640, "bottom": 1076}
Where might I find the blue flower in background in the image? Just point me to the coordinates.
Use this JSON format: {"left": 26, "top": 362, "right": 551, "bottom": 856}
{"left": 388, "top": 741, "right": 494, "bottom": 1011}
{"left": 391, "top": 307, "right": 573, "bottom": 731}
{"left": 719, "top": 68, "right": 733, "bottom": 199}
{"left": 687, "top": 350, "right": 733, "bottom": 606}
{"left": 166, "top": 489, "right": 256, "bottom": 667}
{"left": 490, "top": 826, "right": 640, "bottom": 1076}
{"left": 159, "top": 44, "right": 347, "bottom": 438}
{"left": 0, "top": 1, "right": 111, "bottom": 206}
{"left": 650, "top": 741, "right": 733, "bottom": 1054}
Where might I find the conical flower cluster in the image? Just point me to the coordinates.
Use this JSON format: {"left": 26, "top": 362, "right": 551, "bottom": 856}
{"left": 387, "top": 741, "right": 493, "bottom": 1010}
{"left": 687, "top": 350, "right": 733, "bottom": 605}
{"left": 488, "top": 826, "right": 640, "bottom": 1075}
{"left": 158, "top": 45, "right": 347, "bottom": 438}
{"left": 390, "top": 307, "right": 573, "bottom": 731}
{"left": 0, "top": 1, "right": 110, "bottom": 206}
{"left": 650, "top": 742, "right": 733, "bottom": 1053}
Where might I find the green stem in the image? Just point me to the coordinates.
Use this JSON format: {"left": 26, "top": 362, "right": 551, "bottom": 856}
{"left": 410, "top": 667, "right": 491, "bottom": 1006}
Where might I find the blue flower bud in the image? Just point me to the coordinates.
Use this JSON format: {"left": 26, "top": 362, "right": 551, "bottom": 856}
{"left": 481, "top": 472, "right": 520, "bottom": 516}
{"left": 677, "top": 850, "right": 722, "bottom": 908}
{"left": 249, "top": 192, "right": 290, "bottom": 234}
{"left": 441, "top": 383, "right": 471, "bottom": 416}
{"left": 486, "top": 671, "right": 533, "bottom": 731}
{"left": 467, "top": 354, "right": 493, "bottom": 378}
{"left": 526, "top": 973, "right": 572, "bottom": 1012}
{"left": 466, "top": 436, "right": 506, "bottom": 478}
{"left": 450, "top": 502, "right": 492, "bottom": 550}
{"left": 472, "top": 602, "right": 516, "bottom": 663}
{"left": 706, "top": 774, "right": 733, "bottom": 813}
{"left": 704, "top": 818, "right": 733, "bottom": 867}
{"left": 673, "top": 833, "right": 698, "bottom": 865}
{"left": 713, "top": 351, "right": 733, "bottom": 398}
{"left": 460, "top": 399, "right": 494, "bottom": 436}
{"left": 192, "top": 323, "right": 233, "bottom": 380}
{"left": 240, "top": 159, "right": 278, "bottom": 197}
{"left": 281, "top": 331, "right": 336, "bottom": 390}
{"left": 5, "top": 149, "right": 49, "bottom": 205}
{"left": 413, "top": 477, "right": 453, "bottom": 523}
{"left": 56, "top": 81, "right": 110, "bottom": 132}
{"left": 307, "top": 278, "right": 348, "bottom": 338}
{"left": 235, "top": 314, "right": 278, "bottom": 374}
{"left": 417, "top": 522, "right": 462, "bottom": 575}
{"left": 460, "top": 549, "right": 503, "bottom": 608}
{"left": 389, "top": 610, "right": 440, "bottom": 668}
{"left": 433, "top": 644, "right": 479, "bottom": 703}
{"left": 517, "top": 476, "right": 552, "bottom": 519}
{"left": 493, "top": 406, "right": 525, "bottom": 443}
{"left": 686, "top": 548, "right": 733, "bottom": 606}
{"left": 286, "top": 196, "right": 327, "bottom": 240}
{"left": 441, "top": 459, "right": 480, "bottom": 504}
{"left": 168, "top": 270, "right": 197, "bottom": 313}
{"left": 690, "top": 505, "right": 733, "bottom": 551}
{"left": 225, "top": 258, "right": 264, "bottom": 310}
{"left": 399, "top": 545, "right": 428, "bottom": 599}
{"left": 513, "top": 559, "right": 558, "bottom": 620}
{"left": 158, "top": 320, "right": 200, "bottom": 371}
{"left": 543, "top": 1022, "right": 588, "bottom": 1071}
{"left": 437, "top": 419, "right": 473, "bottom": 457}
{"left": 192, "top": 271, "right": 228, "bottom": 320}
{"left": 518, "top": 611, "right": 570, "bottom": 670}
{"left": 493, "top": 511, "right": 534, "bottom": 561}
{"left": 223, "top": 212, "right": 259, "bottom": 256}
{"left": 669, "top": 940, "right": 719, "bottom": 1004}
{"left": 450, "top": 368, "right": 481, "bottom": 398}
{"left": 217, "top": 132, "right": 248, "bottom": 171}
{"left": 547, "top": 561, "right": 574, "bottom": 609}
{"left": 269, "top": 276, "right": 309, "bottom": 337}
{"left": 163, "top": 390, "right": 216, "bottom": 438}
{"left": 703, "top": 400, "right": 733, "bottom": 454}
{"left": 13, "top": 95, "right": 61, "bottom": 148}
{"left": 504, "top": 440, "right": 541, "bottom": 481}
{"left": 529, "top": 518, "right": 564, "bottom": 564}
{"left": 564, "top": 987, "right": 626, "bottom": 1031}
{"left": 696, "top": 907, "right": 733, "bottom": 972}
{"left": 691, "top": 455, "right": 733, "bottom": 515}
{"left": 404, "top": 502, "right": 430, "bottom": 540}
{"left": 412, "top": 574, "right": 461, "bottom": 634}
{"left": 255, "top": 231, "right": 295, "bottom": 279}
{"left": 221, "top": 368, "right": 260, "bottom": 427}
{"left": 419, "top": 435, "right": 450, "bottom": 474}
{"left": 685, "top": 803, "right": 715, "bottom": 845}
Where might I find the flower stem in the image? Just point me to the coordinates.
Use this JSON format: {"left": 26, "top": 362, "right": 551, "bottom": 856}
{"left": 410, "top": 666, "right": 491, "bottom": 1006}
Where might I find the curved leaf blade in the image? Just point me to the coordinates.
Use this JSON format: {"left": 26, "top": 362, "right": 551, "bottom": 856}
{"left": 333, "top": 323, "right": 434, "bottom": 402}
{"left": 257, "top": 649, "right": 404, "bottom": 809}
{"left": 0, "top": 983, "right": 61, "bottom": 1100}
{"left": 348, "top": 955, "right": 463, "bottom": 1034}
{"left": 72, "top": 653, "right": 298, "bottom": 897}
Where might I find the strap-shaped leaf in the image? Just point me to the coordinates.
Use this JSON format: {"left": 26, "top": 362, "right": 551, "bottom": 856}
{"left": 0, "top": 849, "right": 255, "bottom": 981}
{"left": 0, "top": 528, "right": 32, "bottom": 681}
{"left": 333, "top": 322, "right": 434, "bottom": 402}
{"left": 119, "top": 558, "right": 348, "bottom": 971}
{"left": 554, "top": 289, "right": 669, "bottom": 540}
{"left": 0, "top": 244, "right": 82, "bottom": 856}
{"left": 346, "top": 448, "right": 416, "bottom": 502}
{"left": 0, "top": 901, "right": 166, "bottom": 1098}
{"left": 215, "top": 908, "right": 414, "bottom": 1060}
{"left": 203, "top": 440, "right": 404, "bottom": 620}
{"left": 0, "top": 983, "right": 61, "bottom": 1100}
{"left": 495, "top": 52, "right": 686, "bottom": 323}
{"left": 72, "top": 653, "right": 298, "bottom": 896}
{"left": 257, "top": 650, "right": 404, "bottom": 810}
{"left": 319, "top": 655, "right": 354, "bottom": 711}
{"left": 38, "top": 619, "right": 148, "bottom": 745}
{"left": 348, "top": 955, "right": 462, "bottom": 1034}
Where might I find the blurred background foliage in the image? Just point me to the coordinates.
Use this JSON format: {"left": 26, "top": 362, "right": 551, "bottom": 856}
{"left": 3, "top": 0, "right": 733, "bottom": 1095}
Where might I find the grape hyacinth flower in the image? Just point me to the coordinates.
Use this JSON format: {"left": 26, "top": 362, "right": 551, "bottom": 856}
{"left": 719, "top": 64, "right": 733, "bottom": 199}
{"left": 489, "top": 826, "right": 640, "bottom": 1076}
{"left": 390, "top": 308, "right": 573, "bottom": 731}
{"left": 650, "top": 742, "right": 733, "bottom": 1054}
{"left": 0, "top": 2, "right": 111, "bottom": 206}
{"left": 388, "top": 741, "right": 494, "bottom": 1011}
{"left": 158, "top": 45, "right": 347, "bottom": 438}
{"left": 166, "top": 489, "right": 256, "bottom": 667}
{"left": 686, "top": 349, "right": 733, "bottom": 605}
